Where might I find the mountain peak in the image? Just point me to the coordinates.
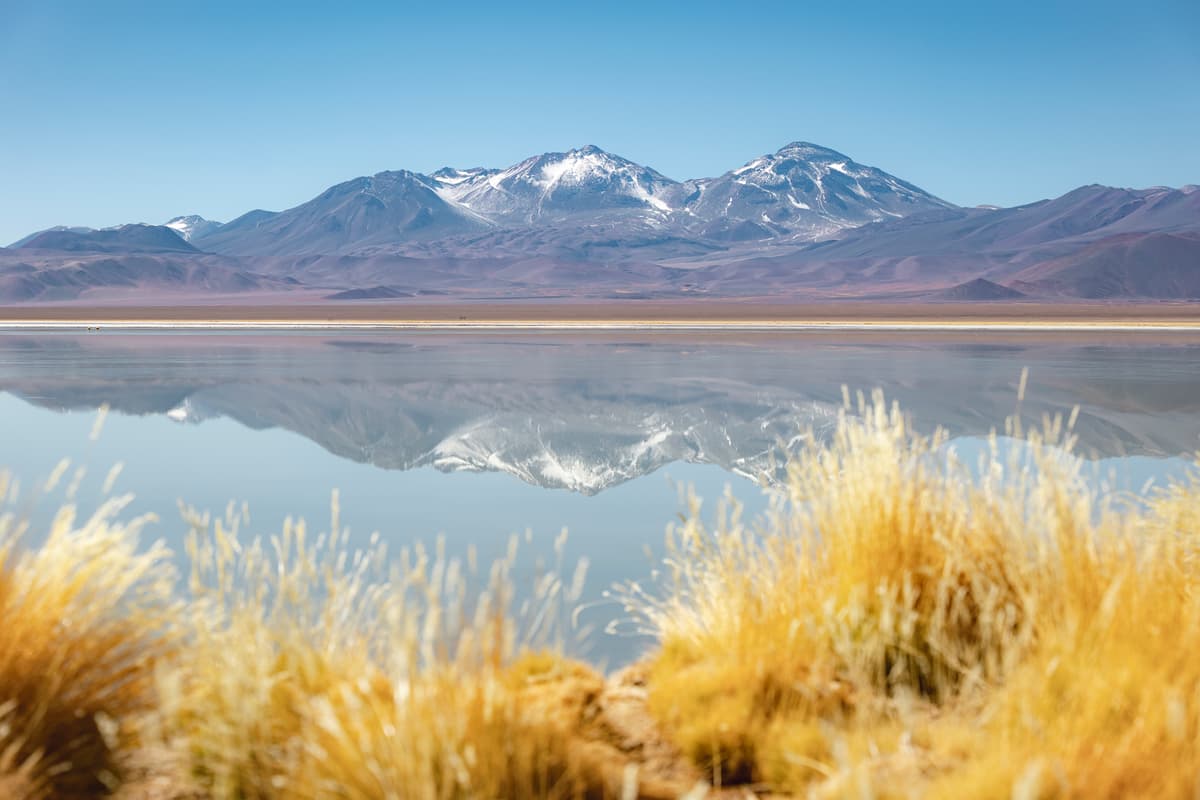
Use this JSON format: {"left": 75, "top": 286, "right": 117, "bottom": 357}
{"left": 775, "top": 141, "right": 849, "bottom": 160}
{"left": 535, "top": 145, "right": 641, "bottom": 172}
{"left": 370, "top": 168, "right": 429, "bottom": 183}
{"left": 683, "top": 141, "right": 953, "bottom": 242}
{"left": 431, "top": 144, "right": 679, "bottom": 225}
{"left": 431, "top": 166, "right": 497, "bottom": 184}
{"left": 164, "top": 214, "right": 223, "bottom": 242}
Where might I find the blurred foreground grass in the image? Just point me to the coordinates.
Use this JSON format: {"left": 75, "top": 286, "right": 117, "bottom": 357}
{"left": 1, "top": 393, "right": 1198, "bottom": 798}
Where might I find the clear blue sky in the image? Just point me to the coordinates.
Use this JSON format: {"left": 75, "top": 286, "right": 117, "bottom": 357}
{"left": 1, "top": 0, "right": 1197, "bottom": 244}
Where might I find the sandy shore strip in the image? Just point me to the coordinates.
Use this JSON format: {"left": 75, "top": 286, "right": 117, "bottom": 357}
{"left": 3, "top": 302, "right": 1200, "bottom": 332}
{"left": 4, "top": 319, "right": 1200, "bottom": 332}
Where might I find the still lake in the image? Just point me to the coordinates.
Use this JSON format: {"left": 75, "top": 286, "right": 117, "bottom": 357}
{"left": 1, "top": 330, "right": 1197, "bottom": 666}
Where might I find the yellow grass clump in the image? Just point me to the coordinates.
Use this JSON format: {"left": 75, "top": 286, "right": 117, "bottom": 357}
{"left": 153, "top": 498, "right": 645, "bottom": 800}
{"left": 0, "top": 473, "right": 671, "bottom": 799}
{"left": 633, "top": 391, "right": 1200, "bottom": 797}
{"left": 0, "top": 468, "right": 178, "bottom": 799}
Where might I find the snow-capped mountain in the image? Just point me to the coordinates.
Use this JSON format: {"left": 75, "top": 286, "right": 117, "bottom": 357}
{"left": 10, "top": 142, "right": 948, "bottom": 260}
{"left": 431, "top": 145, "right": 680, "bottom": 226}
{"left": 680, "top": 142, "right": 954, "bottom": 241}
{"left": 164, "top": 215, "right": 223, "bottom": 242}
{"left": 185, "top": 141, "right": 948, "bottom": 257}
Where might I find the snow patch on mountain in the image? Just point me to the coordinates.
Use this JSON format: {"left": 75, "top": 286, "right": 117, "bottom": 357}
{"left": 164, "top": 215, "right": 223, "bottom": 242}
{"left": 430, "top": 166, "right": 498, "bottom": 187}
{"left": 433, "top": 145, "right": 681, "bottom": 225}
{"left": 680, "top": 141, "right": 954, "bottom": 241}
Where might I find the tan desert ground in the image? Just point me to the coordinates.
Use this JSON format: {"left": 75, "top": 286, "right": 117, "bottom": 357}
{"left": 3, "top": 301, "right": 1200, "bottom": 328}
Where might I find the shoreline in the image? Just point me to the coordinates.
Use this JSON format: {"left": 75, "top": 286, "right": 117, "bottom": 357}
{"left": 3, "top": 320, "right": 1200, "bottom": 332}
{"left": 4, "top": 301, "right": 1200, "bottom": 332}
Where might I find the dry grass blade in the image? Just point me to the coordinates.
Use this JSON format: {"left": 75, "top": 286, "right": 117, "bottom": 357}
{"left": 0, "top": 480, "right": 178, "bottom": 799}
{"left": 0, "top": 702, "right": 48, "bottom": 800}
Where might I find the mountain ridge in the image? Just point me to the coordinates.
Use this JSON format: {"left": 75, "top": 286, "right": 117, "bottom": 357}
{"left": 3, "top": 141, "right": 1196, "bottom": 303}
{"left": 181, "top": 141, "right": 952, "bottom": 257}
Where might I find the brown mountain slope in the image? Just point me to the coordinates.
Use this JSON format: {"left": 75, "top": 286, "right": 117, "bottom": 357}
{"left": 1010, "top": 232, "right": 1200, "bottom": 299}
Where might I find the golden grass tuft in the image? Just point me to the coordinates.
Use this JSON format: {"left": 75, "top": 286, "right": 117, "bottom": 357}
{"left": 153, "top": 498, "right": 634, "bottom": 799}
{"left": 926, "top": 476, "right": 1200, "bottom": 799}
{"left": 0, "top": 471, "right": 178, "bottom": 799}
{"left": 634, "top": 391, "right": 1200, "bottom": 797}
{"left": 0, "top": 476, "right": 657, "bottom": 799}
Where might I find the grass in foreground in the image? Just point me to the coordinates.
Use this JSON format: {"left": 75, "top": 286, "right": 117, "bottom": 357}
{"left": 634, "top": 393, "right": 1200, "bottom": 797}
{"left": 0, "top": 475, "right": 177, "bottom": 799}
{"left": 153, "top": 502, "right": 636, "bottom": 800}
{"left": 1, "top": 395, "right": 1199, "bottom": 798}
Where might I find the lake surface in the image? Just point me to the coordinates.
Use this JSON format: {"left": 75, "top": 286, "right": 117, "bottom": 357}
{"left": 1, "top": 330, "right": 1198, "bottom": 666}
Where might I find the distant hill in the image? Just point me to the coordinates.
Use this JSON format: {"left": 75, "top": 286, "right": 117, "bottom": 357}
{"left": 0, "top": 253, "right": 287, "bottom": 302}
{"left": 16, "top": 224, "right": 198, "bottom": 254}
{"left": 1, "top": 227, "right": 292, "bottom": 302}
{"left": 928, "top": 278, "right": 1026, "bottom": 301}
{"left": 1010, "top": 232, "right": 1200, "bottom": 298}
{"left": 8, "top": 225, "right": 97, "bottom": 248}
{"left": 325, "top": 286, "right": 413, "bottom": 300}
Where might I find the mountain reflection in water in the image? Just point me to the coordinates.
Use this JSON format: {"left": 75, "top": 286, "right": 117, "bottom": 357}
{"left": 1, "top": 332, "right": 1198, "bottom": 493}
